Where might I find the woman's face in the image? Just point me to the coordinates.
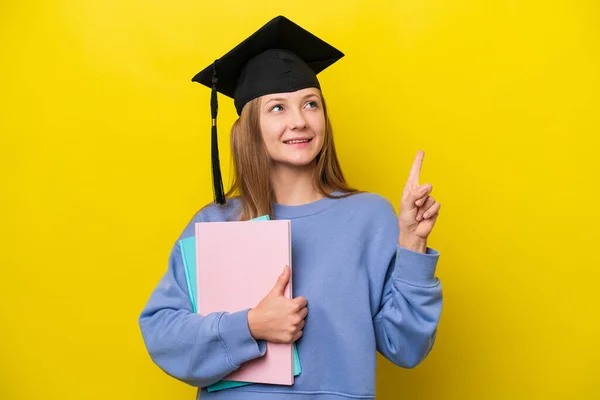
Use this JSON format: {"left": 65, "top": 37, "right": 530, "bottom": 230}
{"left": 259, "top": 87, "right": 326, "bottom": 169}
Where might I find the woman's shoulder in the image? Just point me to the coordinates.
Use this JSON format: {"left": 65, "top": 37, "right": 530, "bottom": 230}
{"left": 333, "top": 190, "right": 399, "bottom": 236}
{"left": 195, "top": 196, "right": 243, "bottom": 222}
{"left": 175, "top": 197, "right": 242, "bottom": 241}
{"left": 330, "top": 190, "right": 398, "bottom": 230}
{"left": 338, "top": 190, "right": 397, "bottom": 216}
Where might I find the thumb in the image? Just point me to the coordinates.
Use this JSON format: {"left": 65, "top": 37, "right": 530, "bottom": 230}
{"left": 270, "top": 265, "right": 290, "bottom": 296}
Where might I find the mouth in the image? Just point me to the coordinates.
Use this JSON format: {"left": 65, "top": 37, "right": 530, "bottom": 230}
{"left": 283, "top": 138, "right": 313, "bottom": 145}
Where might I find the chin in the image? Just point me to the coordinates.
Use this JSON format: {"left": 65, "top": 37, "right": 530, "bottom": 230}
{"left": 274, "top": 156, "right": 318, "bottom": 169}
{"left": 271, "top": 145, "right": 322, "bottom": 168}
{"left": 288, "top": 161, "right": 317, "bottom": 168}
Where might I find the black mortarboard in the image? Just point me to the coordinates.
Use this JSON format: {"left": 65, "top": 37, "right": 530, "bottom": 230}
{"left": 191, "top": 15, "right": 344, "bottom": 204}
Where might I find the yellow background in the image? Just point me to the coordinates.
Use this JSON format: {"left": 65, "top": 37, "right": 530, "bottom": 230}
{"left": 2, "top": 0, "right": 599, "bottom": 399}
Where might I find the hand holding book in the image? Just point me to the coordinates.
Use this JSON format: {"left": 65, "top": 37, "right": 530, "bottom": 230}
{"left": 248, "top": 265, "right": 308, "bottom": 344}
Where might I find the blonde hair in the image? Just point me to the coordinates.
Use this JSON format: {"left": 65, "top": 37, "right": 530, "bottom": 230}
{"left": 224, "top": 91, "right": 360, "bottom": 220}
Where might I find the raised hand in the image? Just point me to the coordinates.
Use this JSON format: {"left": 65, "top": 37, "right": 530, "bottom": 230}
{"left": 399, "top": 150, "right": 441, "bottom": 246}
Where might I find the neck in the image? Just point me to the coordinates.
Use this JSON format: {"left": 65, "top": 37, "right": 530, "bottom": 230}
{"left": 270, "top": 162, "right": 328, "bottom": 206}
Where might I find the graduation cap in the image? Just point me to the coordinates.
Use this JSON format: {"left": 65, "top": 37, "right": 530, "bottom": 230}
{"left": 192, "top": 15, "right": 344, "bottom": 204}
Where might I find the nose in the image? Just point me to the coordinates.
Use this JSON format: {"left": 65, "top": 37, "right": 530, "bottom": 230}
{"left": 289, "top": 108, "right": 307, "bottom": 131}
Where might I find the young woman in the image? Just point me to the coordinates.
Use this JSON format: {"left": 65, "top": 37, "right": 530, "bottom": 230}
{"left": 139, "top": 16, "right": 443, "bottom": 400}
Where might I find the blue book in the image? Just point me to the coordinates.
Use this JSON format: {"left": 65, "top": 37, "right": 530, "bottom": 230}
{"left": 179, "top": 214, "right": 301, "bottom": 392}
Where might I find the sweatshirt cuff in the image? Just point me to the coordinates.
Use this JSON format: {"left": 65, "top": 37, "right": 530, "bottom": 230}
{"left": 217, "top": 309, "right": 267, "bottom": 368}
{"left": 392, "top": 245, "right": 440, "bottom": 287}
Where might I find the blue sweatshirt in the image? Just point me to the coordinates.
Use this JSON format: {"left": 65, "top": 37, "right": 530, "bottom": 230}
{"left": 139, "top": 191, "right": 442, "bottom": 399}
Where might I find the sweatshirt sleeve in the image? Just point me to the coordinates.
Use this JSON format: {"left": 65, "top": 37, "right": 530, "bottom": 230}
{"left": 373, "top": 243, "right": 443, "bottom": 368}
{"left": 138, "top": 240, "right": 267, "bottom": 387}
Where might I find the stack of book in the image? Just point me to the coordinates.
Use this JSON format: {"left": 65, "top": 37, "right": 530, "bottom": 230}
{"left": 179, "top": 215, "right": 301, "bottom": 392}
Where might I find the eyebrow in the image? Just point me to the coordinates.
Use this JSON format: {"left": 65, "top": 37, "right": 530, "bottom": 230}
{"left": 265, "top": 93, "right": 320, "bottom": 105}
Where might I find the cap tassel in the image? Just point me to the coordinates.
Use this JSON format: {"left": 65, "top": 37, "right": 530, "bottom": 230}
{"left": 211, "top": 62, "right": 226, "bottom": 205}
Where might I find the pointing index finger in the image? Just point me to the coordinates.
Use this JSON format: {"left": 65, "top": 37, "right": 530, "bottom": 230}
{"left": 407, "top": 150, "right": 425, "bottom": 187}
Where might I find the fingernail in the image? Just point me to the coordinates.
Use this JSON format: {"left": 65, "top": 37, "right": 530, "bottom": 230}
{"left": 417, "top": 213, "right": 423, "bottom": 221}
{"left": 419, "top": 186, "right": 427, "bottom": 193}
{"left": 416, "top": 199, "right": 423, "bottom": 206}
{"left": 423, "top": 212, "right": 429, "bottom": 219}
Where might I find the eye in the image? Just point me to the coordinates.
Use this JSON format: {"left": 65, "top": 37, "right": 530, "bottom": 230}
{"left": 269, "top": 104, "right": 284, "bottom": 113}
{"left": 305, "top": 100, "right": 319, "bottom": 109}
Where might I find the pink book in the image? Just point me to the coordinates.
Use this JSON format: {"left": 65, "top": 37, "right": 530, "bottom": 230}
{"left": 195, "top": 219, "right": 294, "bottom": 385}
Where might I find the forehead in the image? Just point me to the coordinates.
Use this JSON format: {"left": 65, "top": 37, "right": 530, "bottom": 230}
{"left": 261, "top": 87, "right": 321, "bottom": 102}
